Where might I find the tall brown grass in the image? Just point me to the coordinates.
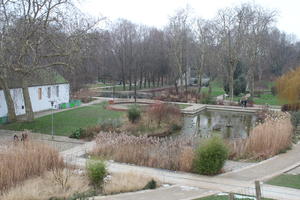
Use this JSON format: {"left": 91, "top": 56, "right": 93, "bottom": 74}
{"left": 103, "top": 172, "right": 160, "bottom": 195}
{"left": 0, "top": 170, "right": 89, "bottom": 200}
{"left": 0, "top": 171, "right": 159, "bottom": 200}
{"left": 229, "top": 112, "right": 293, "bottom": 160}
{"left": 91, "top": 132, "right": 197, "bottom": 172}
{"left": 0, "top": 141, "right": 64, "bottom": 193}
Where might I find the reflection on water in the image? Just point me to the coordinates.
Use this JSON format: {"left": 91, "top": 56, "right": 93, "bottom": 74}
{"left": 181, "top": 110, "right": 257, "bottom": 139}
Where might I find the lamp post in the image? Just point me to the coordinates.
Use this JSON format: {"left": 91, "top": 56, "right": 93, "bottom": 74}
{"left": 49, "top": 100, "right": 55, "bottom": 140}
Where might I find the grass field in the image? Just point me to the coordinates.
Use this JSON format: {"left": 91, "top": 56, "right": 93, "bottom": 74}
{"left": 266, "top": 174, "right": 300, "bottom": 189}
{"left": 201, "top": 81, "right": 226, "bottom": 98}
{"left": 0, "top": 102, "right": 124, "bottom": 136}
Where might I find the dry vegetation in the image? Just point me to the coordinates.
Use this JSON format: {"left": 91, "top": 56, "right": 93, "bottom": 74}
{"left": 122, "top": 103, "right": 183, "bottom": 136}
{"left": 0, "top": 141, "right": 64, "bottom": 193}
{"left": 91, "top": 132, "right": 197, "bottom": 172}
{"left": 103, "top": 172, "right": 160, "bottom": 195}
{"left": 0, "top": 169, "right": 89, "bottom": 200}
{"left": 229, "top": 111, "right": 293, "bottom": 160}
{"left": 0, "top": 170, "right": 159, "bottom": 200}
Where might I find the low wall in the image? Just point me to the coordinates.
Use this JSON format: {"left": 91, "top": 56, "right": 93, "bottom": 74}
{"left": 59, "top": 100, "right": 81, "bottom": 109}
{"left": 0, "top": 116, "right": 8, "bottom": 124}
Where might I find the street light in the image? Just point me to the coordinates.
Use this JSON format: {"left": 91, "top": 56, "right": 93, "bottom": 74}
{"left": 49, "top": 100, "right": 56, "bottom": 140}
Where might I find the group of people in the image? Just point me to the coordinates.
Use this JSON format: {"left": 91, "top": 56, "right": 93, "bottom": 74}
{"left": 13, "top": 132, "right": 28, "bottom": 142}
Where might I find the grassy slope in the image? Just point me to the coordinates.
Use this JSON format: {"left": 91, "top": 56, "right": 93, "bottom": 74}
{"left": 202, "top": 80, "right": 225, "bottom": 98}
{"left": 266, "top": 174, "right": 300, "bottom": 189}
{"left": 1, "top": 102, "right": 124, "bottom": 136}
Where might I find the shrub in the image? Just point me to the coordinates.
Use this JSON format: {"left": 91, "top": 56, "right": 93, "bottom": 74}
{"left": 143, "top": 179, "right": 157, "bottom": 190}
{"left": 193, "top": 137, "right": 228, "bottom": 175}
{"left": 281, "top": 103, "right": 300, "bottom": 112}
{"left": 147, "top": 103, "right": 181, "bottom": 127}
{"left": 224, "top": 76, "right": 247, "bottom": 97}
{"left": 69, "top": 128, "right": 85, "bottom": 139}
{"left": 86, "top": 159, "right": 107, "bottom": 188}
{"left": 127, "top": 106, "right": 141, "bottom": 123}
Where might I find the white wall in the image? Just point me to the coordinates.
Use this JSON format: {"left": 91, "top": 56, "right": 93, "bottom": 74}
{"left": 0, "top": 83, "right": 70, "bottom": 118}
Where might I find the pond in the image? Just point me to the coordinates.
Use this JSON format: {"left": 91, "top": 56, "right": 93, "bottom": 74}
{"left": 181, "top": 110, "right": 257, "bottom": 139}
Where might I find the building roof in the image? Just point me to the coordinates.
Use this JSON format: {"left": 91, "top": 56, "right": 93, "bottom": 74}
{"left": 0, "top": 69, "right": 68, "bottom": 89}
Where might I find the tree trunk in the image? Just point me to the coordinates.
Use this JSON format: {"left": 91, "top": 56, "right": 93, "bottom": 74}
{"left": 144, "top": 73, "right": 147, "bottom": 88}
{"left": 22, "top": 80, "right": 34, "bottom": 122}
{"left": 139, "top": 69, "right": 143, "bottom": 89}
{"left": 0, "top": 78, "right": 17, "bottom": 122}
{"left": 129, "top": 74, "right": 132, "bottom": 91}
{"left": 134, "top": 80, "right": 137, "bottom": 103}
{"left": 250, "top": 69, "right": 255, "bottom": 100}
{"left": 229, "top": 65, "right": 234, "bottom": 101}
{"left": 174, "top": 81, "right": 179, "bottom": 95}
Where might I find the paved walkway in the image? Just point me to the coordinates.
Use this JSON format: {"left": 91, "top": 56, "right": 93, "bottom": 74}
{"left": 220, "top": 143, "right": 300, "bottom": 182}
{"left": 60, "top": 140, "right": 300, "bottom": 200}
{"left": 93, "top": 185, "right": 216, "bottom": 200}
{"left": 0, "top": 129, "right": 85, "bottom": 151}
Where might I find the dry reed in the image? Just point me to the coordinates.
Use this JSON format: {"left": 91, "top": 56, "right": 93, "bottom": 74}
{"left": 0, "top": 141, "right": 64, "bottom": 193}
{"left": 103, "top": 172, "right": 160, "bottom": 195}
{"left": 91, "top": 132, "right": 197, "bottom": 172}
{"left": 229, "top": 112, "right": 293, "bottom": 160}
{"left": 0, "top": 170, "right": 159, "bottom": 200}
{"left": 0, "top": 170, "right": 89, "bottom": 200}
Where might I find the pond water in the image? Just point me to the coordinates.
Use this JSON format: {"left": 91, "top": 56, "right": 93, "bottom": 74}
{"left": 181, "top": 110, "right": 257, "bottom": 139}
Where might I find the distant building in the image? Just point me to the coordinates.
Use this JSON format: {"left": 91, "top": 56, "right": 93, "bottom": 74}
{"left": 0, "top": 70, "right": 69, "bottom": 120}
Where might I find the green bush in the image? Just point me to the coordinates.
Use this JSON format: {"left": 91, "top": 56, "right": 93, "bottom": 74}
{"left": 127, "top": 106, "right": 141, "bottom": 123}
{"left": 86, "top": 160, "right": 107, "bottom": 188}
{"left": 69, "top": 128, "right": 85, "bottom": 139}
{"left": 193, "top": 137, "right": 228, "bottom": 175}
{"left": 143, "top": 179, "right": 157, "bottom": 190}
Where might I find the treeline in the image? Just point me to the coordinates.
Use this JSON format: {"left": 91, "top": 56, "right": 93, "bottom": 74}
{"left": 64, "top": 3, "right": 300, "bottom": 98}
{"left": 1, "top": 1, "right": 300, "bottom": 122}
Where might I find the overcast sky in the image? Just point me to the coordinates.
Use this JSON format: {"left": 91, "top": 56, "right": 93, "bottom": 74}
{"left": 77, "top": 0, "right": 300, "bottom": 40}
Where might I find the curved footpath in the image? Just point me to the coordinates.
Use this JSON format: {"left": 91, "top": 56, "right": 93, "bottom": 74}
{"left": 61, "top": 141, "right": 300, "bottom": 200}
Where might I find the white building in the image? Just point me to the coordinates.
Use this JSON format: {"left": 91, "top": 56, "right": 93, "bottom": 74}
{"left": 0, "top": 83, "right": 70, "bottom": 118}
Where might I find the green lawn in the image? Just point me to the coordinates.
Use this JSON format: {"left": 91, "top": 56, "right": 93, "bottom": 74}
{"left": 266, "top": 174, "right": 300, "bottom": 189}
{"left": 0, "top": 102, "right": 124, "bottom": 136}
{"left": 203, "top": 80, "right": 285, "bottom": 106}
{"left": 202, "top": 80, "right": 226, "bottom": 98}
{"left": 253, "top": 93, "right": 286, "bottom": 106}
{"left": 196, "top": 194, "right": 272, "bottom": 200}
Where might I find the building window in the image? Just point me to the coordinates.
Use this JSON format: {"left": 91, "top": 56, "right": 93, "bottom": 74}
{"left": 56, "top": 86, "right": 59, "bottom": 97}
{"left": 47, "top": 87, "right": 51, "bottom": 98}
{"left": 38, "top": 88, "right": 42, "bottom": 100}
